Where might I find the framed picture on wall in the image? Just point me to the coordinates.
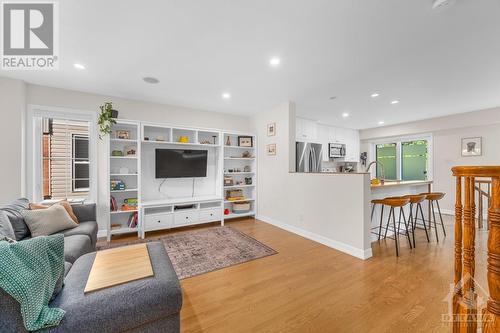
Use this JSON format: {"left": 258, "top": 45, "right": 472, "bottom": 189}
{"left": 461, "top": 137, "right": 482, "bottom": 157}
{"left": 238, "top": 136, "right": 253, "bottom": 147}
{"left": 267, "top": 144, "right": 276, "bottom": 156}
{"left": 267, "top": 123, "right": 276, "bottom": 136}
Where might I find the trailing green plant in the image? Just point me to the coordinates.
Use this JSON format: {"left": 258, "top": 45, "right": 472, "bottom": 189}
{"left": 98, "top": 102, "right": 117, "bottom": 139}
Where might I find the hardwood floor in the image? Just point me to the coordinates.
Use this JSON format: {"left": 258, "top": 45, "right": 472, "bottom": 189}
{"left": 108, "top": 216, "right": 489, "bottom": 333}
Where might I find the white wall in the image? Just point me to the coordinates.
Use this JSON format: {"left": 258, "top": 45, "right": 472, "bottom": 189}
{"left": 253, "top": 102, "right": 372, "bottom": 259}
{"left": 0, "top": 77, "right": 26, "bottom": 203}
{"left": 360, "top": 107, "right": 500, "bottom": 213}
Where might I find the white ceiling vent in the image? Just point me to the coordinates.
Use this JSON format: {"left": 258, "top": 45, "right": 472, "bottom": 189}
{"left": 432, "top": 0, "right": 456, "bottom": 10}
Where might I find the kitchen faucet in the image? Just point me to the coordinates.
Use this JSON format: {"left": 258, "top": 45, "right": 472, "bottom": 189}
{"left": 366, "top": 161, "right": 385, "bottom": 180}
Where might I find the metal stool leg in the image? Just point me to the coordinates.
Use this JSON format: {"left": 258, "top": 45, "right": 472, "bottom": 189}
{"left": 417, "top": 202, "right": 430, "bottom": 242}
{"left": 371, "top": 203, "right": 376, "bottom": 221}
{"left": 390, "top": 207, "right": 399, "bottom": 257}
{"left": 409, "top": 203, "right": 416, "bottom": 248}
{"left": 378, "top": 205, "right": 385, "bottom": 241}
{"left": 436, "top": 200, "right": 446, "bottom": 237}
{"left": 400, "top": 208, "right": 413, "bottom": 249}
{"left": 431, "top": 201, "right": 439, "bottom": 242}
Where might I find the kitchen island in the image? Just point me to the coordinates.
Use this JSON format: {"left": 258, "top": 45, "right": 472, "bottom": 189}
{"left": 370, "top": 180, "right": 433, "bottom": 242}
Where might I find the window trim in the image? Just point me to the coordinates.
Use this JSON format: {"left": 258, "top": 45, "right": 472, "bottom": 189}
{"left": 369, "top": 133, "right": 433, "bottom": 181}
{"left": 26, "top": 105, "right": 98, "bottom": 202}
{"left": 72, "top": 134, "right": 90, "bottom": 192}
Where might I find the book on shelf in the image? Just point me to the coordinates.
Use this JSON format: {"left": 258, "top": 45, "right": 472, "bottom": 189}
{"left": 110, "top": 196, "right": 117, "bottom": 211}
{"left": 127, "top": 212, "right": 138, "bottom": 228}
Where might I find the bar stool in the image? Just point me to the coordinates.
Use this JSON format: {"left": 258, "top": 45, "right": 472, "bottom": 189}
{"left": 373, "top": 197, "right": 412, "bottom": 256}
{"left": 402, "top": 194, "right": 430, "bottom": 247}
{"left": 419, "top": 192, "right": 446, "bottom": 242}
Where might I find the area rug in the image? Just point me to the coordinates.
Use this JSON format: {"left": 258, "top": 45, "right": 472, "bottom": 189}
{"left": 97, "top": 227, "right": 277, "bottom": 279}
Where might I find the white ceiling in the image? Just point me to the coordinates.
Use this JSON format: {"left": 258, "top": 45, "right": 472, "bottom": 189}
{"left": 2, "top": 0, "right": 500, "bottom": 129}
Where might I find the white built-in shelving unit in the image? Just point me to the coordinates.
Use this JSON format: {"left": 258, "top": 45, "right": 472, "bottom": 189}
{"left": 222, "top": 132, "right": 257, "bottom": 221}
{"left": 107, "top": 120, "right": 141, "bottom": 241}
{"left": 106, "top": 122, "right": 257, "bottom": 240}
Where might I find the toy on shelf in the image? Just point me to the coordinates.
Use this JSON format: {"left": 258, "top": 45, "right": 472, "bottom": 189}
{"left": 110, "top": 179, "right": 126, "bottom": 191}
{"left": 121, "top": 198, "right": 138, "bottom": 211}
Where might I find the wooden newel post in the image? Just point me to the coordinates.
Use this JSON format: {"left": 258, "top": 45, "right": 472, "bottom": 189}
{"left": 453, "top": 176, "right": 463, "bottom": 333}
{"left": 483, "top": 177, "right": 500, "bottom": 332}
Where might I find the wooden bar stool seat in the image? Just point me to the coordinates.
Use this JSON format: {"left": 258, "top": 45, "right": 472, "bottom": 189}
{"left": 419, "top": 192, "right": 447, "bottom": 241}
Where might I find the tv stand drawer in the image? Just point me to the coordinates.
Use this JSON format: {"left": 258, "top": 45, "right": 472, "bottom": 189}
{"left": 199, "top": 209, "right": 221, "bottom": 223}
{"left": 174, "top": 211, "right": 198, "bottom": 226}
{"left": 145, "top": 213, "right": 173, "bottom": 231}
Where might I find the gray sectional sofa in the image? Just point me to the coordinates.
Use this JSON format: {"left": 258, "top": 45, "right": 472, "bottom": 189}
{"left": 0, "top": 198, "right": 183, "bottom": 333}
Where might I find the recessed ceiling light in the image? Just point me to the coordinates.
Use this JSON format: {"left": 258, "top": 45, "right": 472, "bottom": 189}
{"left": 143, "top": 77, "right": 160, "bottom": 84}
{"left": 342, "top": 112, "right": 349, "bottom": 118}
{"left": 391, "top": 100, "right": 399, "bottom": 105}
{"left": 329, "top": 96, "right": 337, "bottom": 100}
{"left": 269, "top": 57, "right": 281, "bottom": 67}
{"left": 73, "top": 63, "right": 85, "bottom": 70}
{"left": 222, "top": 92, "right": 231, "bottom": 100}
{"left": 378, "top": 121, "right": 385, "bottom": 125}
{"left": 371, "top": 93, "right": 380, "bottom": 98}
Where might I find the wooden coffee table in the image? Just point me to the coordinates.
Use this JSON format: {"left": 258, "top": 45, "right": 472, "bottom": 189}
{"left": 84, "top": 243, "right": 154, "bottom": 293}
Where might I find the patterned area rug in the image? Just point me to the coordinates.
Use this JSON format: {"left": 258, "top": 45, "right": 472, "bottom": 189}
{"left": 97, "top": 227, "right": 277, "bottom": 279}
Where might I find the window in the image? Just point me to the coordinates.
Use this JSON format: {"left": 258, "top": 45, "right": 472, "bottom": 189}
{"left": 376, "top": 143, "right": 397, "bottom": 180}
{"left": 39, "top": 117, "right": 92, "bottom": 200}
{"left": 402, "top": 140, "right": 428, "bottom": 181}
{"left": 372, "top": 137, "right": 431, "bottom": 181}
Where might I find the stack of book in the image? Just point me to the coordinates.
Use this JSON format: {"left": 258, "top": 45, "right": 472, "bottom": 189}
{"left": 127, "top": 212, "right": 138, "bottom": 229}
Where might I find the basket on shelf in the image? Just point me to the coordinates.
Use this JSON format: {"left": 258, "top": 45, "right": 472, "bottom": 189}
{"left": 232, "top": 202, "right": 251, "bottom": 214}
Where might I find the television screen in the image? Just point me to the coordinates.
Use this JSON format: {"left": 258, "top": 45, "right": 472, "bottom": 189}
{"left": 155, "top": 149, "right": 208, "bottom": 178}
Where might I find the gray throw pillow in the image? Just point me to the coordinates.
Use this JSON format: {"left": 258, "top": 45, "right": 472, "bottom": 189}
{"left": 21, "top": 204, "right": 78, "bottom": 238}
{"left": 0, "top": 198, "right": 30, "bottom": 240}
{"left": 0, "top": 211, "right": 16, "bottom": 239}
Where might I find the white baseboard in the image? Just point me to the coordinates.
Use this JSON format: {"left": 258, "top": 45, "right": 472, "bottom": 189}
{"left": 256, "top": 215, "right": 373, "bottom": 260}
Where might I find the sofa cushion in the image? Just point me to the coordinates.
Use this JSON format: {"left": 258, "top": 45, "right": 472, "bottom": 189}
{"left": 64, "top": 235, "right": 93, "bottom": 264}
{"left": 0, "top": 211, "right": 15, "bottom": 239}
{"left": 22, "top": 205, "right": 78, "bottom": 238}
{"left": 70, "top": 203, "right": 96, "bottom": 223}
{"left": 47, "top": 242, "right": 183, "bottom": 333}
{"left": 0, "top": 198, "right": 30, "bottom": 240}
{"left": 57, "top": 221, "right": 98, "bottom": 247}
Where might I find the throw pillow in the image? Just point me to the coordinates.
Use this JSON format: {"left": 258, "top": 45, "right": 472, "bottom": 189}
{"left": 30, "top": 201, "right": 79, "bottom": 224}
{"left": 0, "top": 198, "right": 31, "bottom": 240}
{"left": 21, "top": 205, "right": 77, "bottom": 238}
{"left": 0, "top": 210, "right": 16, "bottom": 239}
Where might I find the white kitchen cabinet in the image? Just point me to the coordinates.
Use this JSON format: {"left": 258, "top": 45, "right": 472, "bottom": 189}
{"left": 317, "top": 124, "right": 330, "bottom": 162}
{"left": 343, "top": 129, "right": 360, "bottom": 162}
{"left": 296, "top": 117, "right": 318, "bottom": 142}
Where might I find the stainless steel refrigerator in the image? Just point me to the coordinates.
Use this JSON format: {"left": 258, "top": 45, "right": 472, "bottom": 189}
{"left": 296, "top": 142, "right": 323, "bottom": 172}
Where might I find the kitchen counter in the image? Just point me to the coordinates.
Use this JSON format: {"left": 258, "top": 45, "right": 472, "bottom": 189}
{"left": 371, "top": 180, "right": 433, "bottom": 189}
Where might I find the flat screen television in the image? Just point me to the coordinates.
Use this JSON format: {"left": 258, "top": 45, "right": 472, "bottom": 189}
{"left": 155, "top": 149, "right": 208, "bottom": 178}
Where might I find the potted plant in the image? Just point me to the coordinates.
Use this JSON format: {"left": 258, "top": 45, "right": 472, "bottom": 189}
{"left": 98, "top": 102, "right": 118, "bottom": 139}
